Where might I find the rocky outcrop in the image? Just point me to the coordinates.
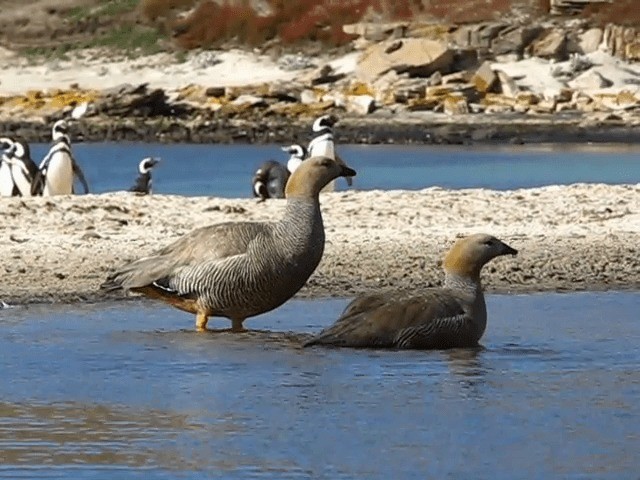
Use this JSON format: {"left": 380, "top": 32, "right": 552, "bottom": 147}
{"left": 356, "top": 38, "right": 455, "bottom": 82}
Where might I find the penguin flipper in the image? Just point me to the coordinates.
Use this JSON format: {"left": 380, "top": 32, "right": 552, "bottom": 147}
{"left": 72, "top": 161, "right": 90, "bottom": 194}
{"left": 30, "top": 169, "right": 45, "bottom": 196}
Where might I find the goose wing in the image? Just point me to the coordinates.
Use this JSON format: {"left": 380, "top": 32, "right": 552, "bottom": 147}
{"left": 305, "top": 289, "right": 472, "bottom": 349}
{"left": 101, "top": 221, "right": 269, "bottom": 293}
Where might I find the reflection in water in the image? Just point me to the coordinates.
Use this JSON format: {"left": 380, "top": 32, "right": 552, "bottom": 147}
{"left": 0, "top": 293, "right": 639, "bottom": 479}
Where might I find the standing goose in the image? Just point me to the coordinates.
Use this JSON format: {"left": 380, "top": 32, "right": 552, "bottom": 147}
{"left": 5, "top": 138, "right": 39, "bottom": 197}
{"left": 0, "top": 137, "right": 18, "bottom": 197}
{"left": 32, "top": 119, "right": 90, "bottom": 196}
{"left": 101, "top": 156, "right": 357, "bottom": 332}
{"left": 304, "top": 233, "right": 517, "bottom": 349}
{"left": 130, "top": 157, "right": 160, "bottom": 195}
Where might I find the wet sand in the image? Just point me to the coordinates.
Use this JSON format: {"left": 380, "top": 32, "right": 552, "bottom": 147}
{"left": 1, "top": 184, "right": 639, "bottom": 305}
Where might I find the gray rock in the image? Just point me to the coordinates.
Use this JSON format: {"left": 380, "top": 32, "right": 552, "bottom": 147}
{"left": 278, "top": 53, "right": 316, "bottom": 71}
{"left": 496, "top": 70, "right": 520, "bottom": 97}
{"left": 492, "top": 25, "right": 543, "bottom": 57}
{"left": 356, "top": 38, "right": 455, "bottom": 82}
{"left": 569, "top": 70, "right": 613, "bottom": 90}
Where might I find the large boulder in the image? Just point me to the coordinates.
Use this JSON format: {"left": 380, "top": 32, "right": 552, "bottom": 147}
{"left": 579, "top": 28, "right": 603, "bottom": 54}
{"left": 529, "top": 29, "right": 568, "bottom": 61}
{"left": 492, "top": 25, "right": 543, "bottom": 59}
{"left": 568, "top": 70, "right": 613, "bottom": 90}
{"left": 355, "top": 38, "right": 455, "bottom": 82}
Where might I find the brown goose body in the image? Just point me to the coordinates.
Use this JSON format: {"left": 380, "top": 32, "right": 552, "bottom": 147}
{"left": 304, "top": 234, "right": 517, "bottom": 349}
{"left": 101, "top": 156, "right": 356, "bottom": 331}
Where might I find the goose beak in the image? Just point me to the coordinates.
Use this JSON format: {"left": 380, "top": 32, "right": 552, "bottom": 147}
{"left": 340, "top": 165, "right": 356, "bottom": 178}
{"left": 500, "top": 242, "right": 518, "bottom": 256}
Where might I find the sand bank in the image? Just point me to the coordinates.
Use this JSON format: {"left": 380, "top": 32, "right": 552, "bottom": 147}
{"left": 1, "top": 183, "right": 638, "bottom": 306}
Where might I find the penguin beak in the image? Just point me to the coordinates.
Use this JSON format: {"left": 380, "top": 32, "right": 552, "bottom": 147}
{"left": 149, "top": 157, "right": 161, "bottom": 167}
{"left": 280, "top": 146, "right": 292, "bottom": 153}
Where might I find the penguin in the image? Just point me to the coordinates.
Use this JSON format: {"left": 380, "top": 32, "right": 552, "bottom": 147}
{"left": 252, "top": 160, "right": 289, "bottom": 202}
{"left": 282, "top": 143, "right": 308, "bottom": 175}
{"left": 32, "top": 119, "right": 90, "bottom": 196}
{"left": 129, "top": 157, "right": 160, "bottom": 195}
{"left": 251, "top": 144, "right": 307, "bottom": 201}
{"left": 307, "top": 114, "right": 352, "bottom": 190}
{"left": 0, "top": 137, "right": 18, "bottom": 197}
{"left": 5, "top": 138, "right": 38, "bottom": 197}
{"left": 307, "top": 114, "right": 337, "bottom": 160}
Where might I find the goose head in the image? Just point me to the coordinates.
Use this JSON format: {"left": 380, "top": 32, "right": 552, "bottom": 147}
{"left": 443, "top": 233, "right": 518, "bottom": 281}
{"left": 285, "top": 155, "right": 356, "bottom": 199}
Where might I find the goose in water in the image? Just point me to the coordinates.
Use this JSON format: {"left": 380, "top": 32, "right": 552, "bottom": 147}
{"left": 130, "top": 157, "right": 160, "bottom": 195}
{"left": 0, "top": 137, "right": 17, "bottom": 197}
{"left": 307, "top": 114, "right": 352, "bottom": 190}
{"left": 101, "top": 156, "right": 357, "bottom": 332}
{"left": 32, "top": 119, "right": 89, "bottom": 196}
{"left": 251, "top": 144, "right": 307, "bottom": 201}
{"left": 304, "top": 233, "right": 517, "bottom": 349}
{"left": 4, "top": 138, "right": 39, "bottom": 197}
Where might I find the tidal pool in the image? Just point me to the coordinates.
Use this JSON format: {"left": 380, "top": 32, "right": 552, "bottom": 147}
{"left": 0, "top": 291, "right": 638, "bottom": 479}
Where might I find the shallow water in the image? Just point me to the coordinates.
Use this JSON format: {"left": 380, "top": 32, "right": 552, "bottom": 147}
{"left": 27, "top": 143, "right": 640, "bottom": 197}
{"left": 0, "top": 291, "right": 639, "bottom": 479}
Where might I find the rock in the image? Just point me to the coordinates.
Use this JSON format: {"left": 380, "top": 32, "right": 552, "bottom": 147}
{"left": 626, "top": 42, "right": 640, "bottom": 61}
{"left": 343, "top": 22, "right": 409, "bottom": 41}
{"left": 568, "top": 70, "right": 613, "bottom": 90}
{"left": 492, "top": 26, "right": 543, "bottom": 58}
{"left": 278, "top": 53, "right": 316, "bottom": 71}
{"left": 427, "top": 71, "right": 442, "bottom": 86}
{"left": 231, "top": 95, "right": 266, "bottom": 107}
{"left": 529, "top": 29, "right": 567, "bottom": 61}
{"left": 346, "top": 95, "right": 376, "bottom": 115}
{"left": 451, "top": 23, "right": 507, "bottom": 49}
{"left": 443, "top": 95, "right": 469, "bottom": 115}
{"left": 205, "top": 87, "right": 226, "bottom": 97}
{"left": 579, "top": 28, "right": 603, "bottom": 54}
{"left": 300, "top": 89, "right": 320, "bottom": 104}
{"left": 356, "top": 38, "right": 455, "bottom": 82}
{"left": 592, "top": 91, "right": 640, "bottom": 111}
{"left": 495, "top": 70, "right": 520, "bottom": 97}
{"left": 309, "top": 65, "right": 346, "bottom": 86}
{"left": 472, "top": 61, "right": 497, "bottom": 93}
{"left": 602, "top": 24, "right": 640, "bottom": 60}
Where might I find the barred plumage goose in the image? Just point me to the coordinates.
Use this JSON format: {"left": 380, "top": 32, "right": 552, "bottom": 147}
{"left": 304, "top": 234, "right": 517, "bottom": 349}
{"left": 101, "top": 156, "right": 356, "bottom": 332}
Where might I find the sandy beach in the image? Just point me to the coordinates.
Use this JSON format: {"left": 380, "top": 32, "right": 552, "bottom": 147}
{"left": 1, "top": 183, "right": 638, "bottom": 306}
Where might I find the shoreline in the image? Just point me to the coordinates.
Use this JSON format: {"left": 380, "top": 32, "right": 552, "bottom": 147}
{"left": 2, "top": 114, "right": 640, "bottom": 146}
{"left": 1, "top": 186, "right": 639, "bottom": 306}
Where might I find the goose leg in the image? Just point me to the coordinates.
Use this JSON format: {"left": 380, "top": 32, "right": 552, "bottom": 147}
{"left": 231, "top": 318, "right": 246, "bottom": 333}
{"left": 195, "top": 312, "right": 209, "bottom": 332}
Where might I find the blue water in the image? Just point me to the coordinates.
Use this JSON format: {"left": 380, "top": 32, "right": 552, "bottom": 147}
{"left": 1, "top": 291, "right": 639, "bottom": 479}
{"left": 27, "top": 143, "right": 640, "bottom": 197}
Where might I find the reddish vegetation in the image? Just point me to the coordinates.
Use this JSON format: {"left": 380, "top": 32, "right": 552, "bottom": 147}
{"left": 138, "top": 0, "right": 638, "bottom": 49}
{"left": 582, "top": 0, "right": 640, "bottom": 26}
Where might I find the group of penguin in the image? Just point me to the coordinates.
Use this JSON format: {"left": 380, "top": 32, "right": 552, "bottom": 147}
{"left": 0, "top": 119, "right": 161, "bottom": 197}
{"left": 251, "top": 114, "right": 350, "bottom": 201}
{"left": 1, "top": 113, "right": 342, "bottom": 200}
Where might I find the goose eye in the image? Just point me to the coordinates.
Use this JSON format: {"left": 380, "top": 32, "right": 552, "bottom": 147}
{"left": 483, "top": 239, "right": 494, "bottom": 246}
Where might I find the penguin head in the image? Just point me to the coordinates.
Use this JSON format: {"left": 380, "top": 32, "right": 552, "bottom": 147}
{"left": 52, "top": 120, "right": 70, "bottom": 141}
{"left": 0, "top": 137, "right": 14, "bottom": 152}
{"left": 139, "top": 157, "right": 160, "bottom": 174}
{"left": 12, "top": 139, "right": 30, "bottom": 160}
{"left": 312, "top": 114, "right": 338, "bottom": 132}
{"left": 280, "top": 144, "right": 307, "bottom": 159}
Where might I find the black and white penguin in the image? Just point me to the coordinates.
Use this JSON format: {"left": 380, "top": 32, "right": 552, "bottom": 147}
{"left": 6, "top": 138, "right": 39, "bottom": 197}
{"left": 307, "top": 114, "right": 352, "bottom": 190}
{"left": 282, "top": 143, "right": 308, "bottom": 175}
{"left": 130, "top": 157, "right": 160, "bottom": 195}
{"left": 308, "top": 114, "right": 338, "bottom": 159}
{"left": 32, "top": 119, "right": 90, "bottom": 196}
{"left": 0, "top": 137, "right": 17, "bottom": 197}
